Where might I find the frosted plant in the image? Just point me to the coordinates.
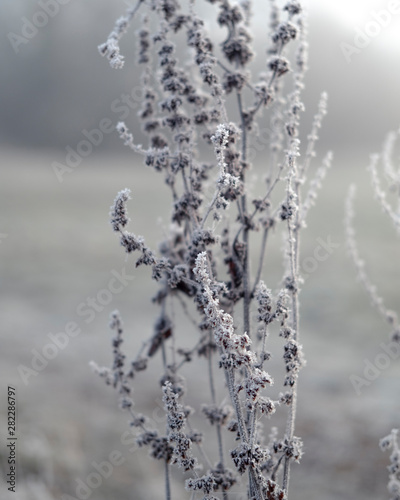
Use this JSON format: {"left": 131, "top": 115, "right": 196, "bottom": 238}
{"left": 346, "top": 128, "right": 400, "bottom": 499}
{"left": 380, "top": 429, "right": 400, "bottom": 500}
{"left": 91, "top": 1, "right": 331, "bottom": 498}
{"left": 345, "top": 129, "right": 400, "bottom": 342}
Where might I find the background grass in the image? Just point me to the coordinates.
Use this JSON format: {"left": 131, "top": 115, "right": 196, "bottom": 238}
{"left": 0, "top": 146, "right": 399, "bottom": 500}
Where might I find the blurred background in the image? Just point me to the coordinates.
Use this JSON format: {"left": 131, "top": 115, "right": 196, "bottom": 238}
{"left": 1, "top": 0, "right": 400, "bottom": 499}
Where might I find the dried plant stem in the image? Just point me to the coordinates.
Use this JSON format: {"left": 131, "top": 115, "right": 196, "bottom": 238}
{"left": 165, "top": 458, "right": 171, "bottom": 500}
{"left": 282, "top": 390, "right": 297, "bottom": 493}
{"left": 368, "top": 153, "right": 400, "bottom": 235}
{"left": 208, "top": 340, "right": 217, "bottom": 405}
{"left": 201, "top": 188, "right": 222, "bottom": 229}
{"left": 237, "top": 90, "right": 251, "bottom": 339}
{"left": 227, "top": 369, "right": 247, "bottom": 442}
{"left": 283, "top": 173, "right": 301, "bottom": 495}
{"left": 252, "top": 227, "right": 269, "bottom": 296}
{"left": 208, "top": 335, "right": 227, "bottom": 480}
{"left": 345, "top": 185, "right": 398, "bottom": 328}
{"left": 208, "top": 342, "right": 229, "bottom": 500}
{"left": 271, "top": 454, "right": 285, "bottom": 482}
{"left": 217, "top": 426, "right": 229, "bottom": 500}
{"left": 237, "top": 88, "right": 258, "bottom": 499}
{"left": 243, "top": 226, "right": 251, "bottom": 336}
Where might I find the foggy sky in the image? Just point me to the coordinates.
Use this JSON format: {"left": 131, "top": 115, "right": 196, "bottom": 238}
{"left": 1, "top": 0, "right": 399, "bottom": 160}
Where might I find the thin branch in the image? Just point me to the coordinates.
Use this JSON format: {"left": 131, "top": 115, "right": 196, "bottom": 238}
{"left": 252, "top": 227, "right": 269, "bottom": 295}
{"left": 368, "top": 153, "right": 400, "bottom": 236}
{"left": 345, "top": 185, "right": 398, "bottom": 328}
{"left": 165, "top": 458, "right": 171, "bottom": 500}
{"left": 236, "top": 90, "right": 251, "bottom": 338}
{"left": 282, "top": 154, "right": 301, "bottom": 496}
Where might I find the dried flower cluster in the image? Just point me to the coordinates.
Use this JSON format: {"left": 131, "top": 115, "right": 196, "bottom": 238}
{"left": 91, "top": 1, "right": 333, "bottom": 499}
{"left": 380, "top": 429, "right": 400, "bottom": 500}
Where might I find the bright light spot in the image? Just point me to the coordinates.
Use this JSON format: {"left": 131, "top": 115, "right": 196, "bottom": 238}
{"left": 305, "top": 0, "right": 400, "bottom": 52}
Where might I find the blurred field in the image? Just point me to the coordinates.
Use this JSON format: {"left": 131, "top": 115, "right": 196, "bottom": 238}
{"left": 1, "top": 147, "right": 399, "bottom": 500}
